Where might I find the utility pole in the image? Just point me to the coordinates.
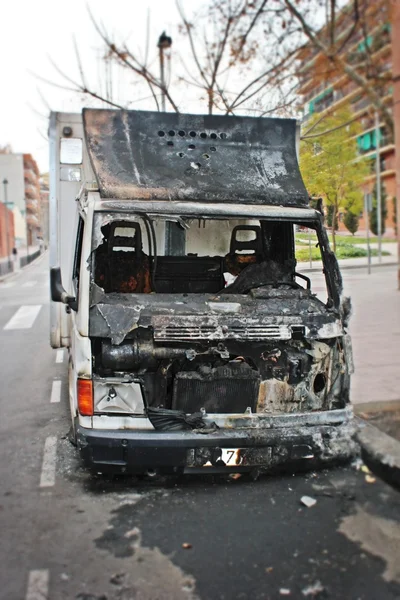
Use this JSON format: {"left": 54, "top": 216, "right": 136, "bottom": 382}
{"left": 2, "top": 178, "right": 12, "bottom": 271}
{"left": 375, "top": 111, "right": 382, "bottom": 262}
{"left": 364, "top": 191, "right": 372, "bottom": 275}
{"left": 158, "top": 31, "right": 172, "bottom": 113}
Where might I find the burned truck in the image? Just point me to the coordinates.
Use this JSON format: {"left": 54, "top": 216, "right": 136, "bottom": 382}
{"left": 49, "top": 108, "right": 355, "bottom": 474}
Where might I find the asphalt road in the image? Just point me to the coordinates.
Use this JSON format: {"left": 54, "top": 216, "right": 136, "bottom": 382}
{"left": 0, "top": 255, "right": 400, "bottom": 600}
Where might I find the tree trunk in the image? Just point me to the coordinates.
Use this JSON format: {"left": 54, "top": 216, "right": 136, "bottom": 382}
{"left": 332, "top": 226, "right": 336, "bottom": 253}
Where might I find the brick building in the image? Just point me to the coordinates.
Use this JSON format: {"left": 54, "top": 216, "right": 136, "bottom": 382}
{"left": 0, "top": 201, "right": 15, "bottom": 261}
{"left": 39, "top": 173, "right": 49, "bottom": 246}
{"left": 297, "top": 0, "right": 396, "bottom": 235}
{"left": 23, "top": 154, "right": 42, "bottom": 245}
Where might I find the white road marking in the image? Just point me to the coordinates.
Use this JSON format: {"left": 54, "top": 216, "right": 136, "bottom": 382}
{"left": 50, "top": 380, "right": 62, "bottom": 403}
{"left": 39, "top": 436, "right": 57, "bottom": 488}
{"left": 26, "top": 569, "right": 49, "bottom": 600}
{"left": 22, "top": 281, "right": 37, "bottom": 288}
{"left": 55, "top": 349, "right": 64, "bottom": 364}
{"left": 1, "top": 282, "right": 16, "bottom": 289}
{"left": 4, "top": 305, "right": 42, "bottom": 330}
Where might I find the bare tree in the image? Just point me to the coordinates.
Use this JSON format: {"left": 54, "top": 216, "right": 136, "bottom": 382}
{"left": 39, "top": 0, "right": 306, "bottom": 119}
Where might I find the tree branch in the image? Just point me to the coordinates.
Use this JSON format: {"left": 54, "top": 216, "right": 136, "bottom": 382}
{"left": 283, "top": 0, "right": 394, "bottom": 132}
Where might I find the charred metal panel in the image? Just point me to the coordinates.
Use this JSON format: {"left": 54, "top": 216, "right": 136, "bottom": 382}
{"left": 83, "top": 109, "right": 308, "bottom": 206}
{"left": 89, "top": 289, "right": 342, "bottom": 345}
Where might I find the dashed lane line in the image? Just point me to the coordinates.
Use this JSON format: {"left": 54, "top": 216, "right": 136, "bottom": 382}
{"left": 25, "top": 569, "right": 49, "bottom": 600}
{"left": 50, "top": 380, "right": 62, "bottom": 403}
{"left": 39, "top": 436, "right": 57, "bottom": 488}
{"left": 3, "top": 305, "right": 42, "bottom": 330}
{"left": 55, "top": 349, "right": 64, "bottom": 363}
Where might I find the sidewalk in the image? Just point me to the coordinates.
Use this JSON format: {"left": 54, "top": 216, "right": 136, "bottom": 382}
{"left": 299, "top": 243, "right": 398, "bottom": 271}
{"left": 342, "top": 265, "right": 400, "bottom": 407}
{"left": 0, "top": 245, "right": 42, "bottom": 280}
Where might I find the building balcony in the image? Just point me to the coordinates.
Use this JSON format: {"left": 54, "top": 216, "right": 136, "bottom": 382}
{"left": 364, "top": 169, "right": 396, "bottom": 184}
{"left": 24, "top": 169, "right": 37, "bottom": 186}
{"left": 297, "top": 21, "right": 391, "bottom": 101}
{"left": 25, "top": 199, "right": 38, "bottom": 212}
{"left": 25, "top": 185, "right": 40, "bottom": 200}
{"left": 26, "top": 214, "right": 39, "bottom": 227}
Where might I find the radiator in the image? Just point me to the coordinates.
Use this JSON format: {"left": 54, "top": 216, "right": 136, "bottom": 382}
{"left": 172, "top": 364, "right": 260, "bottom": 414}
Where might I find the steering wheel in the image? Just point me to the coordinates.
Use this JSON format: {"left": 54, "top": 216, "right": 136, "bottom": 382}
{"left": 239, "top": 280, "right": 301, "bottom": 294}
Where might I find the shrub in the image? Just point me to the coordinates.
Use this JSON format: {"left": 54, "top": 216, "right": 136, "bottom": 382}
{"left": 343, "top": 210, "right": 359, "bottom": 235}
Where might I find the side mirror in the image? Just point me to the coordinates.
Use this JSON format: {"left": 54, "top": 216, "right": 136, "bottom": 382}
{"left": 50, "top": 267, "right": 78, "bottom": 311}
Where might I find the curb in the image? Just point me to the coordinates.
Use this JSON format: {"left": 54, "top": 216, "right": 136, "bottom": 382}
{"left": 0, "top": 251, "right": 46, "bottom": 283}
{"left": 356, "top": 418, "right": 400, "bottom": 491}
{"left": 300, "top": 260, "right": 398, "bottom": 273}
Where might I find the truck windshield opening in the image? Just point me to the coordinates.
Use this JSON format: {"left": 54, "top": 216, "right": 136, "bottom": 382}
{"left": 92, "top": 215, "right": 328, "bottom": 300}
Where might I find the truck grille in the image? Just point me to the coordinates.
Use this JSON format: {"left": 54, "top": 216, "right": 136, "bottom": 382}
{"left": 154, "top": 324, "right": 291, "bottom": 341}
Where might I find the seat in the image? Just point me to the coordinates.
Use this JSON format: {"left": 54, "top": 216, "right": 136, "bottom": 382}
{"left": 95, "top": 222, "right": 151, "bottom": 293}
{"left": 224, "top": 225, "right": 264, "bottom": 275}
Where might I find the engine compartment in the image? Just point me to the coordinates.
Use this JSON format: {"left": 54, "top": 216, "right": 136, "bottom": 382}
{"left": 88, "top": 213, "right": 351, "bottom": 418}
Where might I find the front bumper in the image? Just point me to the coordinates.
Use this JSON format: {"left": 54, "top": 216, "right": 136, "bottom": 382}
{"left": 76, "top": 408, "right": 357, "bottom": 474}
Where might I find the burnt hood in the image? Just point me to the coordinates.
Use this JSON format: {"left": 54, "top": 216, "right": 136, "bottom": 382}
{"left": 83, "top": 109, "right": 309, "bottom": 207}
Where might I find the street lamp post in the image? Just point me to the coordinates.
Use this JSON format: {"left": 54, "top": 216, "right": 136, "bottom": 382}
{"left": 157, "top": 31, "right": 183, "bottom": 255}
{"left": 158, "top": 31, "right": 172, "bottom": 113}
{"left": 2, "top": 178, "right": 12, "bottom": 271}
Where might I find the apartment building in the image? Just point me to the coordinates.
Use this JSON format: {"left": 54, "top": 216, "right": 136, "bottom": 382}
{"left": 297, "top": 0, "right": 396, "bottom": 234}
{"left": 39, "top": 173, "right": 49, "bottom": 246}
{"left": 23, "top": 153, "right": 42, "bottom": 245}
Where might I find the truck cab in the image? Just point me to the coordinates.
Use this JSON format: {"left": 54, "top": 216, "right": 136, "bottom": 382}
{"left": 49, "top": 109, "right": 355, "bottom": 475}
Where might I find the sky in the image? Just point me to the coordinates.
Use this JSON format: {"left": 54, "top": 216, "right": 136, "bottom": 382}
{"left": 0, "top": 0, "right": 331, "bottom": 174}
{"left": 0, "top": 0, "right": 203, "bottom": 172}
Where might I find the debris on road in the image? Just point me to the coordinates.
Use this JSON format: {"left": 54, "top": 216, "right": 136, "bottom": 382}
{"left": 365, "top": 474, "right": 376, "bottom": 483}
{"left": 110, "top": 573, "right": 125, "bottom": 586}
{"left": 279, "top": 588, "right": 291, "bottom": 596}
{"left": 301, "top": 495, "right": 317, "bottom": 508}
{"left": 352, "top": 457, "right": 363, "bottom": 470}
{"left": 302, "top": 580, "right": 325, "bottom": 597}
{"left": 182, "top": 543, "right": 192, "bottom": 549}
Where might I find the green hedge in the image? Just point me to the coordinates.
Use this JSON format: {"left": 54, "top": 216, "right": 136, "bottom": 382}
{"left": 296, "top": 244, "right": 390, "bottom": 262}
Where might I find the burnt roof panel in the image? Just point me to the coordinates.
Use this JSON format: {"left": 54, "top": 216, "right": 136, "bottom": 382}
{"left": 83, "top": 109, "right": 309, "bottom": 207}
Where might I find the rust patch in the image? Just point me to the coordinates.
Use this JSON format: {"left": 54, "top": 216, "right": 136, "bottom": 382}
{"left": 257, "top": 379, "right": 296, "bottom": 414}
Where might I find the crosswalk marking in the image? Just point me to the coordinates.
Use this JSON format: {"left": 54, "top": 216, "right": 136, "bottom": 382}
{"left": 55, "top": 350, "right": 64, "bottom": 363}
{"left": 22, "top": 281, "right": 37, "bottom": 288}
{"left": 39, "top": 437, "right": 57, "bottom": 488}
{"left": 1, "top": 282, "right": 16, "bottom": 289}
{"left": 50, "top": 380, "right": 62, "bottom": 403}
{"left": 26, "top": 569, "right": 49, "bottom": 600}
{"left": 4, "top": 305, "right": 42, "bottom": 330}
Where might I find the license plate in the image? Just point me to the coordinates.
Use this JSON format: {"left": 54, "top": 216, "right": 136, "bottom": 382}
{"left": 220, "top": 448, "right": 243, "bottom": 466}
